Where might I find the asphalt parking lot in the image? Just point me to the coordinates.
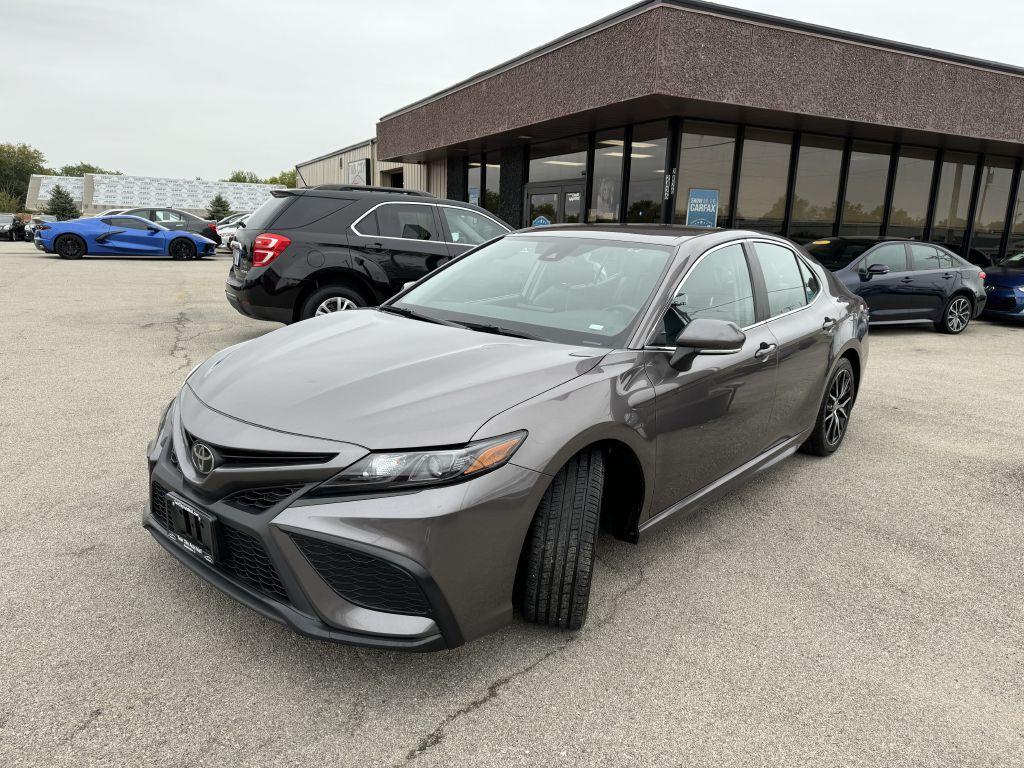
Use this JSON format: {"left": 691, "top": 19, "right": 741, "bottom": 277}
{"left": 1, "top": 239, "right": 1022, "bottom": 767}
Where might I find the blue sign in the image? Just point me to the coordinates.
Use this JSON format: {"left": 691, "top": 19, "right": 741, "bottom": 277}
{"left": 532, "top": 215, "right": 551, "bottom": 227}
{"left": 468, "top": 186, "right": 480, "bottom": 206}
{"left": 685, "top": 188, "right": 719, "bottom": 228}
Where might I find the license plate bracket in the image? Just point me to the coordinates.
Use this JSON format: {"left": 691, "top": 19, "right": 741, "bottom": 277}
{"left": 167, "top": 493, "right": 218, "bottom": 565}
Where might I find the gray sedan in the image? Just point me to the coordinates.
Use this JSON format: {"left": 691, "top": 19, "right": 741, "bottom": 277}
{"left": 145, "top": 225, "right": 868, "bottom": 650}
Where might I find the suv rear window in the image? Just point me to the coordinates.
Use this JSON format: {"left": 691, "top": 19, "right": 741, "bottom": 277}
{"left": 243, "top": 195, "right": 297, "bottom": 231}
{"left": 270, "top": 195, "right": 356, "bottom": 229}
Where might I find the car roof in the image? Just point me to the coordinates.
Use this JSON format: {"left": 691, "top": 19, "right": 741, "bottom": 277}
{"left": 508, "top": 223, "right": 779, "bottom": 247}
{"left": 806, "top": 236, "right": 912, "bottom": 245}
{"left": 275, "top": 187, "right": 502, "bottom": 220}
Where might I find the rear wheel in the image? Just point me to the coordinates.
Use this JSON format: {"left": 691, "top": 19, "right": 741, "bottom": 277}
{"left": 169, "top": 238, "right": 196, "bottom": 261}
{"left": 936, "top": 294, "right": 972, "bottom": 334}
{"left": 519, "top": 449, "right": 604, "bottom": 630}
{"left": 55, "top": 234, "right": 86, "bottom": 259}
{"left": 299, "top": 284, "right": 368, "bottom": 320}
{"left": 802, "top": 359, "right": 855, "bottom": 456}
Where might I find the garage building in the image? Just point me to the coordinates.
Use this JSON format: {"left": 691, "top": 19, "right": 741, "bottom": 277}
{"left": 374, "top": 0, "right": 1024, "bottom": 265}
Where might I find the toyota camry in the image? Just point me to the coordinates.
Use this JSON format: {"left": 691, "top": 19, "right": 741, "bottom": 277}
{"left": 145, "top": 225, "right": 868, "bottom": 650}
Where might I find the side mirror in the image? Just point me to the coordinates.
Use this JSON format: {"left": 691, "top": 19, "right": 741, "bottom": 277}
{"left": 867, "top": 263, "right": 890, "bottom": 275}
{"left": 669, "top": 318, "right": 746, "bottom": 372}
{"left": 147, "top": 225, "right": 161, "bottom": 233}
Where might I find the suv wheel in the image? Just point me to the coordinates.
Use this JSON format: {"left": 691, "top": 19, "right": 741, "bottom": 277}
{"left": 300, "top": 285, "right": 367, "bottom": 320}
{"left": 936, "top": 295, "right": 972, "bottom": 334}
{"left": 802, "top": 358, "right": 855, "bottom": 456}
{"left": 519, "top": 449, "right": 604, "bottom": 630}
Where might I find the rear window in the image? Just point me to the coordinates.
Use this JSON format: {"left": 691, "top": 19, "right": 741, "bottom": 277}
{"left": 271, "top": 195, "right": 356, "bottom": 229}
{"left": 804, "top": 239, "right": 872, "bottom": 271}
{"left": 243, "top": 195, "right": 297, "bottom": 231}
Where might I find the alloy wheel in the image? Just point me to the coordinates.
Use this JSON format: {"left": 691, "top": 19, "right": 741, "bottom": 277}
{"left": 315, "top": 296, "right": 359, "bottom": 315}
{"left": 58, "top": 237, "right": 82, "bottom": 258}
{"left": 823, "top": 369, "right": 853, "bottom": 447}
{"left": 946, "top": 297, "right": 971, "bottom": 332}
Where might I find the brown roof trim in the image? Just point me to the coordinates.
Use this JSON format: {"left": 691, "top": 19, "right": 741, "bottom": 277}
{"left": 378, "top": 0, "right": 1024, "bottom": 123}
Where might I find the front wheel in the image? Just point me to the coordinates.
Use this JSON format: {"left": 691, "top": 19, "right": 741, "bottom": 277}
{"left": 802, "top": 359, "right": 855, "bottom": 457}
{"left": 519, "top": 449, "right": 604, "bottom": 630}
{"left": 169, "top": 238, "right": 197, "bottom": 261}
{"left": 936, "top": 295, "right": 972, "bottom": 334}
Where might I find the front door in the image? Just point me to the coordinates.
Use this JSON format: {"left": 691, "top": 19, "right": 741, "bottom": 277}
{"left": 854, "top": 242, "right": 912, "bottom": 320}
{"left": 524, "top": 183, "right": 585, "bottom": 227}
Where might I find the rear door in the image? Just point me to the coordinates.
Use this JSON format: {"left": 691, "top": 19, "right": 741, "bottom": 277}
{"left": 907, "top": 243, "right": 957, "bottom": 319}
{"left": 359, "top": 202, "right": 452, "bottom": 290}
{"left": 152, "top": 209, "right": 188, "bottom": 232}
{"left": 854, "top": 242, "right": 911, "bottom": 319}
{"left": 100, "top": 217, "right": 165, "bottom": 255}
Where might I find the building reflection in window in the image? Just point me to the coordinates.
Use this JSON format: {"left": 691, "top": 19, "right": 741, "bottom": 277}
{"left": 840, "top": 141, "right": 891, "bottom": 237}
{"left": 887, "top": 147, "right": 936, "bottom": 239}
{"left": 735, "top": 128, "right": 792, "bottom": 234}
{"left": 789, "top": 135, "right": 843, "bottom": 241}
{"left": 931, "top": 152, "right": 977, "bottom": 253}
{"left": 589, "top": 129, "right": 625, "bottom": 222}
{"left": 970, "top": 156, "right": 1015, "bottom": 264}
{"left": 625, "top": 121, "right": 668, "bottom": 223}
{"left": 673, "top": 121, "right": 736, "bottom": 226}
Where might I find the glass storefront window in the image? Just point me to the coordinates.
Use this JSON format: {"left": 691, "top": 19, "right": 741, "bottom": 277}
{"left": 589, "top": 128, "right": 625, "bottom": 222}
{"left": 625, "top": 121, "right": 668, "bottom": 223}
{"left": 673, "top": 121, "right": 736, "bottom": 227}
{"left": 970, "top": 157, "right": 1015, "bottom": 264}
{"left": 1008, "top": 186, "right": 1024, "bottom": 258}
{"left": 529, "top": 135, "right": 588, "bottom": 184}
{"left": 484, "top": 161, "right": 500, "bottom": 215}
{"left": 789, "top": 135, "right": 843, "bottom": 241}
{"left": 467, "top": 158, "right": 482, "bottom": 207}
{"left": 840, "top": 141, "right": 891, "bottom": 236}
{"left": 735, "top": 128, "right": 792, "bottom": 234}
{"left": 887, "top": 147, "right": 936, "bottom": 239}
{"left": 931, "top": 152, "right": 978, "bottom": 253}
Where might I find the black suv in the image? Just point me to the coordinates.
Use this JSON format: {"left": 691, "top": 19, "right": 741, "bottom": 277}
{"left": 225, "top": 186, "right": 511, "bottom": 323}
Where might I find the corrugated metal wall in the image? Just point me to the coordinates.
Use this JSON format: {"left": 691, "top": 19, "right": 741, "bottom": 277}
{"left": 295, "top": 141, "right": 431, "bottom": 193}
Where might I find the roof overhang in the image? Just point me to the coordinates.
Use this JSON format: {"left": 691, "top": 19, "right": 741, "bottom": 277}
{"left": 376, "top": 0, "right": 1024, "bottom": 162}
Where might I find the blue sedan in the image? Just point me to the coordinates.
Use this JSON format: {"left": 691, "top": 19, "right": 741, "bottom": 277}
{"left": 983, "top": 251, "right": 1024, "bottom": 321}
{"left": 34, "top": 215, "right": 216, "bottom": 260}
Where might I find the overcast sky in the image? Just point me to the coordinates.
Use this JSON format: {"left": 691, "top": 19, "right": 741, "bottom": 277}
{"left": 6, "top": 0, "right": 1022, "bottom": 180}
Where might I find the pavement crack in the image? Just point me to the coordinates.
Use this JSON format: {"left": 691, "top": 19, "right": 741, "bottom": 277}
{"left": 168, "top": 311, "right": 194, "bottom": 375}
{"left": 63, "top": 708, "right": 102, "bottom": 745}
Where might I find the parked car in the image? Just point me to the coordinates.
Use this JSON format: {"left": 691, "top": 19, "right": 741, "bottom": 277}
{"left": 805, "top": 237, "right": 986, "bottom": 333}
{"left": 226, "top": 185, "right": 511, "bottom": 322}
{"left": 146, "top": 225, "right": 868, "bottom": 649}
{"left": 982, "top": 250, "right": 1024, "bottom": 321}
{"left": 216, "top": 214, "right": 248, "bottom": 251}
{"left": 94, "top": 209, "right": 127, "bottom": 217}
{"left": 34, "top": 215, "right": 215, "bottom": 259}
{"left": 120, "top": 207, "right": 221, "bottom": 246}
{"left": 1, "top": 214, "right": 26, "bottom": 241}
{"left": 217, "top": 212, "right": 248, "bottom": 228}
{"left": 24, "top": 215, "right": 57, "bottom": 242}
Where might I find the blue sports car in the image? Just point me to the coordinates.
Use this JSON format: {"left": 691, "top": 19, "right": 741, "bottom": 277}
{"left": 983, "top": 251, "right": 1024, "bottom": 321}
{"left": 34, "top": 215, "right": 216, "bottom": 260}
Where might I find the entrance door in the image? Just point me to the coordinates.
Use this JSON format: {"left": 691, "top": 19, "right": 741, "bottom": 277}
{"left": 524, "top": 183, "right": 585, "bottom": 227}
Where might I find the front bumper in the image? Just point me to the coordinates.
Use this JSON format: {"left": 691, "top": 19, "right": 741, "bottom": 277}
{"left": 145, "top": 393, "right": 547, "bottom": 649}
{"left": 982, "top": 286, "right": 1024, "bottom": 318}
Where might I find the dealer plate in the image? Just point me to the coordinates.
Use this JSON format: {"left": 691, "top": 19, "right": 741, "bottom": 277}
{"left": 166, "top": 493, "right": 218, "bottom": 565}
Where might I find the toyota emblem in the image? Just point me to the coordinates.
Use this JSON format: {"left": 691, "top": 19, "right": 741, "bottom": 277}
{"left": 190, "top": 441, "right": 216, "bottom": 474}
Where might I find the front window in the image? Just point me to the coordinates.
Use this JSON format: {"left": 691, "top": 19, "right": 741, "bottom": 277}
{"left": 441, "top": 207, "right": 506, "bottom": 245}
{"left": 804, "top": 239, "right": 873, "bottom": 271}
{"left": 859, "top": 243, "right": 908, "bottom": 273}
{"left": 154, "top": 210, "right": 185, "bottom": 223}
{"left": 376, "top": 204, "right": 439, "bottom": 241}
{"left": 395, "top": 236, "right": 675, "bottom": 347}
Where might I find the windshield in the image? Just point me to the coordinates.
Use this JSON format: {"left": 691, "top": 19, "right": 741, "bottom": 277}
{"left": 1000, "top": 251, "right": 1024, "bottom": 266}
{"left": 394, "top": 235, "right": 675, "bottom": 347}
{"left": 804, "top": 239, "right": 874, "bottom": 271}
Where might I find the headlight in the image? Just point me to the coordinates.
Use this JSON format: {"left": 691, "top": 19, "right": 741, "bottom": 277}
{"left": 317, "top": 431, "right": 527, "bottom": 493}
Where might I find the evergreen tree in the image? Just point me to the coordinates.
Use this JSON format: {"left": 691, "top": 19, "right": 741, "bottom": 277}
{"left": 207, "top": 193, "right": 232, "bottom": 221}
{"left": 45, "top": 184, "right": 79, "bottom": 220}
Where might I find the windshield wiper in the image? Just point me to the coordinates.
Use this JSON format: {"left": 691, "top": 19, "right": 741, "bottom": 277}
{"left": 378, "top": 305, "right": 463, "bottom": 327}
{"left": 453, "top": 321, "right": 544, "bottom": 341}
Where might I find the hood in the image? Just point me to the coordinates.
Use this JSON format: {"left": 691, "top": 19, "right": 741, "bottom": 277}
{"left": 188, "top": 310, "right": 605, "bottom": 448}
{"left": 985, "top": 266, "right": 1024, "bottom": 287}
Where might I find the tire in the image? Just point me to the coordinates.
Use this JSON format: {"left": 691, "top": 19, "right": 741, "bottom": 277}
{"left": 169, "top": 238, "right": 197, "bottom": 261}
{"left": 802, "top": 358, "right": 855, "bottom": 457}
{"left": 935, "top": 294, "right": 972, "bottom": 334}
{"left": 299, "top": 284, "right": 368, "bottom": 320}
{"left": 55, "top": 234, "right": 86, "bottom": 259}
{"left": 519, "top": 449, "right": 604, "bottom": 630}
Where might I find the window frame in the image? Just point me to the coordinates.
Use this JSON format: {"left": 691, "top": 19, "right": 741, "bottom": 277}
{"left": 350, "top": 201, "right": 508, "bottom": 245}
{"left": 856, "top": 242, "right": 911, "bottom": 274}
{"left": 437, "top": 204, "right": 511, "bottom": 246}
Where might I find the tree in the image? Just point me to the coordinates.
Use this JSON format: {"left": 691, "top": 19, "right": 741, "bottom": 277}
{"left": 265, "top": 169, "right": 297, "bottom": 187}
{"left": 225, "top": 170, "right": 262, "bottom": 184}
{"left": 57, "top": 162, "right": 120, "bottom": 177}
{"left": 0, "top": 190, "right": 21, "bottom": 213}
{"left": 45, "top": 184, "right": 80, "bottom": 220}
{"left": 207, "top": 193, "right": 232, "bottom": 221}
{"left": 0, "top": 143, "right": 49, "bottom": 210}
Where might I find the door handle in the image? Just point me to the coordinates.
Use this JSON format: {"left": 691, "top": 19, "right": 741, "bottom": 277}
{"left": 753, "top": 342, "right": 776, "bottom": 360}
{"left": 821, "top": 316, "right": 838, "bottom": 331}
{"left": 942, "top": 272, "right": 954, "bottom": 279}
{"left": 368, "top": 242, "right": 384, "bottom": 252}
{"left": 900, "top": 277, "right": 914, "bottom": 283}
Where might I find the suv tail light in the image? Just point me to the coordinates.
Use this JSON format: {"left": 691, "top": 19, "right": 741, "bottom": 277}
{"left": 252, "top": 233, "right": 291, "bottom": 267}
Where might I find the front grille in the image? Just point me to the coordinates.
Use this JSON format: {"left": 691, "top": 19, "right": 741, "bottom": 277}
{"left": 218, "top": 524, "right": 290, "bottom": 603}
{"left": 223, "top": 485, "right": 302, "bottom": 513}
{"left": 149, "top": 481, "right": 289, "bottom": 604}
{"left": 289, "top": 533, "right": 431, "bottom": 616}
{"left": 184, "top": 430, "right": 334, "bottom": 468}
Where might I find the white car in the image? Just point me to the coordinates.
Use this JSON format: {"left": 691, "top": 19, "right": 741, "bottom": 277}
{"left": 216, "top": 214, "right": 249, "bottom": 251}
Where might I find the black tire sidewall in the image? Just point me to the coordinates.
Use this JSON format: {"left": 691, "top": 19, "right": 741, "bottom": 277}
{"left": 802, "top": 358, "right": 855, "bottom": 456}
{"left": 940, "top": 294, "right": 972, "bottom": 334}
{"left": 300, "top": 285, "right": 368, "bottom": 320}
{"left": 56, "top": 235, "right": 85, "bottom": 259}
{"left": 170, "top": 239, "right": 196, "bottom": 261}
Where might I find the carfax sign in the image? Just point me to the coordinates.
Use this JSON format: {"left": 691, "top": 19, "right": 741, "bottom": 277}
{"left": 685, "top": 188, "right": 720, "bottom": 228}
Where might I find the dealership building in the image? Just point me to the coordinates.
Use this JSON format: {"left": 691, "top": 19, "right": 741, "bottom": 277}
{"left": 367, "top": 0, "right": 1024, "bottom": 263}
